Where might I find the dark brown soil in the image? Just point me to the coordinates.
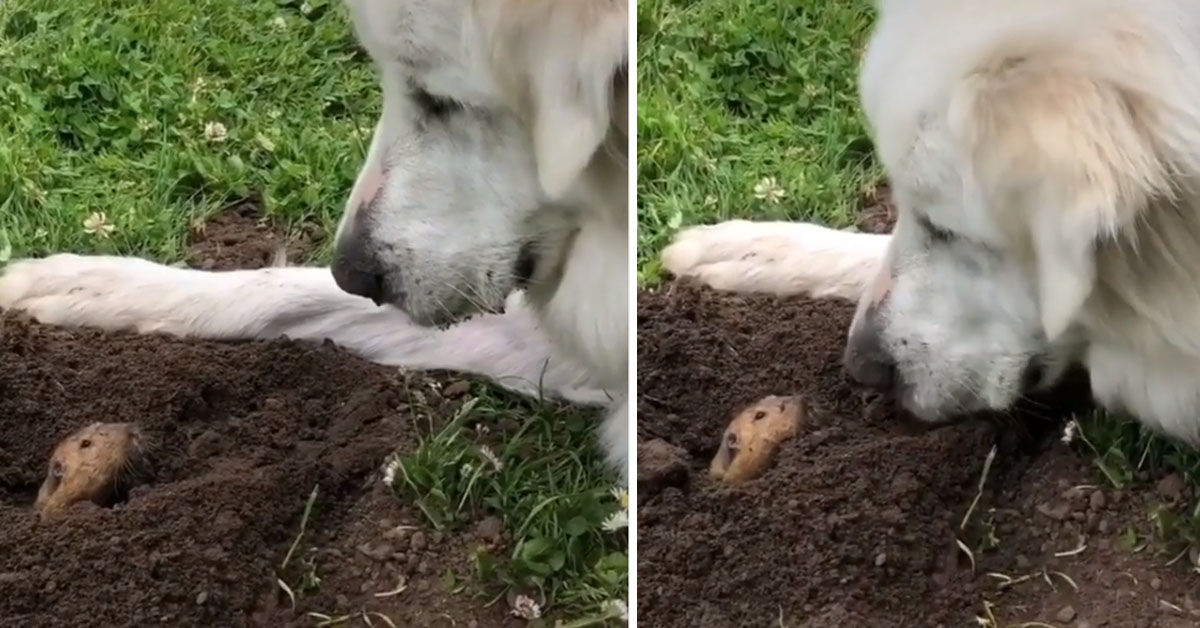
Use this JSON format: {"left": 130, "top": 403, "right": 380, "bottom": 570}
{"left": 855, "top": 182, "right": 896, "bottom": 234}
{"left": 0, "top": 202, "right": 520, "bottom": 628}
{"left": 637, "top": 191, "right": 1200, "bottom": 627}
{"left": 186, "top": 200, "right": 327, "bottom": 270}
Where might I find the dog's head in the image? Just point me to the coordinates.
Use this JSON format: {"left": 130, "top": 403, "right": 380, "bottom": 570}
{"left": 847, "top": 33, "right": 1175, "bottom": 423}
{"left": 332, "top": 0, "right": 627, "bottom": 325}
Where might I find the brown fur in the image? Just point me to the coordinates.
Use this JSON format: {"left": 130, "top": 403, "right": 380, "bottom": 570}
{"left": 710, "top": 395, "right": 805, "bottom": 484}
{"left": 36, "top": 422, "right": 146, "bottom": 517}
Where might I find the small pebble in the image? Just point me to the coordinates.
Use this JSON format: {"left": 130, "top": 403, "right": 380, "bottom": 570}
{"left": 1151, "top": 577, "right": 1163, "bottom": 591}
{"left": 1057, "top": 606, "right": 1077, "bottom": 623}
{"left": 874, "top": 552, "right": 887, "bottom": 567}
{"left": 410, "top": 531, "right": 428, "bottom": 551}
{"left": 195, "top": 591, "right": 208, "bottom": 605}
{"left": 443, "top": 380, "right": 472, "bottom": 397}
{"left": 1089, "top": 490, "right": 1106, "bottom": 511}
{"left": 1037, "top": 502, "right": 1070, "bottom": 521}
{"left": 1157, "top": 473, "right": 1186, "bottom": 501}
{"left": 475, "top": 516, "right": 504, "bottom": 545}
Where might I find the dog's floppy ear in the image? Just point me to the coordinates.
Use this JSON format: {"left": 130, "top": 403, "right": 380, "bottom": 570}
{"left": 474, "top": 0, "right": 627, "bottom": 199}
{"left": 1027, "top": 201, "right": 1099, "bottom": 339}
{"left": 526, "top": 2, "right": 626, "bottom": 199}
{"left": 951, "top": 64, "right": 1165, "bottom": 340}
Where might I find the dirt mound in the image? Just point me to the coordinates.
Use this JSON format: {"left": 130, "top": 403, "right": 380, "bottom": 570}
{"left": 186, "top": 200, "right": 326, "bottom": 270}
{"left": 636, "top": 281, "right": 1199, "bottom": 627}
{"left": 0, "top": 202, "right": 517, "bottom": 628}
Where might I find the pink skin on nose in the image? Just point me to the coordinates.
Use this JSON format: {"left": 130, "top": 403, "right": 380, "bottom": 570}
{"left": 349, "top": 162, "right": 386, "bottom": 210}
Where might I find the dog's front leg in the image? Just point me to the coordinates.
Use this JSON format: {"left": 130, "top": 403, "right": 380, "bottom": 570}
{"left": 660, "top": 220, "right": 889, "bottom": 300}
{"left": 0, "top": 254, "right": 610, "bottom": 406}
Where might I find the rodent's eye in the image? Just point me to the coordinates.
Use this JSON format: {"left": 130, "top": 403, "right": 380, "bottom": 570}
{"left": 724, "top": 432, "right": 739, "bottom": 450}
{"left": 80, "top": 439, "right": 92, "bottom": 449}
{"left": 753, "top": 411, "right": 767, "bottom": 421}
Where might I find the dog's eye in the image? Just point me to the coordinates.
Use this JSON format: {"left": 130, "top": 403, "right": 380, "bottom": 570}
{"left": 411, "top": 85, "right": 462, "bottom": 119}
{"left": 80, "top": 439, "right": 91, "bottom": 449}
{"left": 753, "top": 411, "right": 767, "bottom": 421}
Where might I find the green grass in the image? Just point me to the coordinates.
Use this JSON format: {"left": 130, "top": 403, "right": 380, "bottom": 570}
{"left": 637, "top": 0, "right": 1200, "bottom": 571}
{"left": 0, "top": 0, "right": 625, "bottom": 622}
{"left": 636, "top": 0, "right": 879, "bottom": 283}
{"left": 388, "top": 390, "right": 627, "bottom": 624}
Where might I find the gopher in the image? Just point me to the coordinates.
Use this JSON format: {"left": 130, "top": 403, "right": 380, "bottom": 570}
{"left": 36, "top": 422, "right": 148, "bottom": 516}
{"left": 710, "top": 395, "right": 805, "bottom": 484}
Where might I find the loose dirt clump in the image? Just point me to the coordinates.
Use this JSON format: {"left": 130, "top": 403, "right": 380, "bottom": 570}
{"left": 638, "top": 190, "right": 1200, "bottom": 627}
{"left": 0, "top": 201, "right": 519, "bottom": 628}
{"left": 186, "top": 200, "right": 326, "bottom": 270}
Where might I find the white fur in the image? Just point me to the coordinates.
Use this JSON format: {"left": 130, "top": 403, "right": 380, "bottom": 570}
{"left": 663, "top": 0, "right": 1200, "bottom": 444}
{"left": 0, "top": 0, "right": 630, "bottom": 480}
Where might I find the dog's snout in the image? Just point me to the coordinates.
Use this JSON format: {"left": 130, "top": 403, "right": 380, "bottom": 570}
{"left": 843, "top": 317, "right": 897, "bottom": 392}
{"left": 331, "top": 237, "right": 397, "bottom": 307}
{"left": 332, "top": 262, "right": 387, "bottom": 305}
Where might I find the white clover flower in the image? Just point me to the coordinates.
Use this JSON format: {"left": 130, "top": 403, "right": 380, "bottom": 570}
{"left": 1061, "top": 419, "right": 1079, "bottom": 445}
{"left": 270, "top": 16, "right": 288, "bottom": 30}
{"left": 510, "top": 594, "right": 541, "bottom": 619}
{"left": 204, "top": 121, "right": 228, "bottom": 143}
{"left": 381, "top": 455, "right": 401, "bottom": 487}
{"left": 753, "top": 176, "right": 786, "bottom": 204}
{"left": 460, "top": 462, "right": 474, "bottom": 477}
{"left": 601, "top": 510, "right": 628, "bottom": 532}
{"left": 83, "top": 212, "right": 115, "bottom": 237}
{"left": 480, "top": 445, "right": 503, "bottom": 472}
{"left": 601, "top": 599, "right": 628, "bottom": 622}
{"left": 610, "top": 486, "right": 628, "bottom": 510}
{"left": 300, "top": 1, "right": 314, "bottom": 14}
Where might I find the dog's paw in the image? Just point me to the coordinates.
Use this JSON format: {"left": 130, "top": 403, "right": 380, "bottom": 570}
{"left": 0, "top": 254, "right": 171, "bottom": 331}
{"left": 660, "top": 220, "right": 888, "bottom": 299}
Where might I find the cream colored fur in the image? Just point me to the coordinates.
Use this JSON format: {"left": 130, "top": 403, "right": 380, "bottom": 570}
{"left": 663, "top": 0, "right": 1200, "bottom": 442}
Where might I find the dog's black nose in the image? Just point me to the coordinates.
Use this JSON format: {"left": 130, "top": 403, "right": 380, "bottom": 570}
{"left": 843, "top": 324, "right": 897, "bottom": 392}
{"left": 331, "top": 252, "right": 395, "bottom": 306}
{"left": 332, "top": 262, "right": 386, "bottom": 305}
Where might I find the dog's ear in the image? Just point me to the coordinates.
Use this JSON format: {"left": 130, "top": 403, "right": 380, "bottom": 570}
{"left": 475, "top": 1, "right": 627, "bottom": 200}
{"left": 950, "top": 64, "right": 1165, "bottom": 340}
{"left": 1028, "top": 205, "right": 1099, "bottom": 340}
{"left": 526, "top": 3, "right": 626, "bottom": 199}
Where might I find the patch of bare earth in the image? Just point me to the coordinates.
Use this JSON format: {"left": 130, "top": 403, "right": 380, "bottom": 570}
{"left": 0, "top": 201, "right": 527, "bottom": 628}
{"left": 636, "top": 187, "right": 1200, "bottom": 627}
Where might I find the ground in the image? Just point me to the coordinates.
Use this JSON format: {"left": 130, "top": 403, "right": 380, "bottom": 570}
{"left": 637, "top": 0, "right": 1200, "bottom": 625}
{"left": 0, "top": 0, "right": 625, "bottom": 625}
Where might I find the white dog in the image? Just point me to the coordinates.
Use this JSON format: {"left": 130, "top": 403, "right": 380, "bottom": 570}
{"left": 663, "top": 0, "right": 1200, "bottom": 445}
{"left": 0, "top": 0, "right": 630, "bottom": 478}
